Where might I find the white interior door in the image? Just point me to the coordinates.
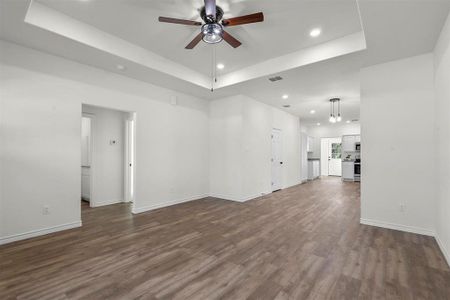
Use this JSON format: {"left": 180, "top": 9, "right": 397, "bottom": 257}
{"left": 271, "top": 129, "right": 282, "bottom": 191}
{"left": 328, "top": 137, "right": 342, "bottom": 176}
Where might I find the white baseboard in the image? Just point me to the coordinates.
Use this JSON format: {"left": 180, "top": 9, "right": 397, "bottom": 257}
{"left": 0, "top": 221, "right": 82, "bottom": 245}
{"left": 209, "top": 192, "right": 268, "bottom": 203}
{"left": 360, "top": 218, "right": 435, "bottom": 237}
{"left": 435, "top": 234, "right": 450, "bottom": 267}
{"left": 91, "top": 199, "right": 123, "bottom": 207}
{"left": 132, "top": 194, "right": 209, "bottom": 214}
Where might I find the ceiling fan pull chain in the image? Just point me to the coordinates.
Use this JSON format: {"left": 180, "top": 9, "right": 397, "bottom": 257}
{"left": 211, "top": 44, "right": 217, "bottom": 92}
{"left": 211, "top": 42, "right": 214, "bottom": 92}
{"left": 214, "top": 44, "right": 217, "bottom": 83}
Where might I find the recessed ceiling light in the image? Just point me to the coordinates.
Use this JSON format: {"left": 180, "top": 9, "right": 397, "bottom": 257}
{"left": 116, "top": 64, "right": 126, "bottom": 71}
{"left": 310, "top": 109, "right": 316, "bottom": 114}
{"left": 282, "top": 94, "right": 289, "bottom": 99}
{"left": 217, "top": 63, "right": 225, "bottom": 70}
{"left": 346, "top": 120, "right": 351, "bottom": 124}
{"left": 317, "top": 122, "right": 321, "bottom": 126}
{"left": 310, "top": 28, "right": 321, "bottom": 37}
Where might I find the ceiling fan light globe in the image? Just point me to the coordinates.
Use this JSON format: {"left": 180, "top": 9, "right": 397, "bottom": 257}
{"left": 202, "top": 23, "right": 223, "bottom": 44}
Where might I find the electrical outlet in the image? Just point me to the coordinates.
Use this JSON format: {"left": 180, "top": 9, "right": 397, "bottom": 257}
{"left": 399, "top": 203, "right": 406, "bottom": 213}
{"left": 42, "top": 205, "right": 50, "bottom": 215}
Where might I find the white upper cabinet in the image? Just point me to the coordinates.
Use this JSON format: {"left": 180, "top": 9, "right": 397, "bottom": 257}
{"left": 342, "top": 135, "right": 356, "bottom": 152}
{"left": 307, "top": 136, "right": 314, "bottom": 152}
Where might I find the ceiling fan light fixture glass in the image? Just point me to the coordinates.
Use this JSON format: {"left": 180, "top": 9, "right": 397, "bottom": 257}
{"left": 202, "top": 23, "right": 223, "bottom": 44}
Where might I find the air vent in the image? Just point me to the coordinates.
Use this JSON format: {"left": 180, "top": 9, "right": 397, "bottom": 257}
{"left": 351, "top": 119, "right": 359, "bottom": 122}
{"left": 268, "top": 76, "right": 283, "bottom": 82}
{"left": 282, "top": 104, "right": 291, "bottom": 108}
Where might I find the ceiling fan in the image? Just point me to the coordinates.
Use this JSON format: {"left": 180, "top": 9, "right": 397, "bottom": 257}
{"left": 158, "top": 0, "right": 264, "bottom": 49}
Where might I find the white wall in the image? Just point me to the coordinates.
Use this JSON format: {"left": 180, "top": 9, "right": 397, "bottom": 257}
{"left": 82, "top": 105, "right": 126, "bottom": 206}
{"left": 0, "top": 69, "right": 82, "bottom": 241}
{"left": 360, "top": 53, "right": 436, "bottom": 235}
{"left": 209, "top": 95, "right": 301, "bottom": 201}
{"left": 0, "top": 40, "right": 209, "bottom": 243}
{"left": 209, "top": 96, "right": 244, "bottom": 200}
{"left": 306, "top": 123, "right": 361, "bottom": 158}
{"left": 434, "top": 13, "right": 450, "bottom": 264}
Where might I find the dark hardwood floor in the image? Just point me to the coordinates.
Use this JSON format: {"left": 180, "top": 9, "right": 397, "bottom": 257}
{"left": 1, "top": 177, "right": 449, "bottom": 299}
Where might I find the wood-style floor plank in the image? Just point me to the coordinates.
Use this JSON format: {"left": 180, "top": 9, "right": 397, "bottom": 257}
{"left": 1, "top": 177, "right": 449, "bottom": 299}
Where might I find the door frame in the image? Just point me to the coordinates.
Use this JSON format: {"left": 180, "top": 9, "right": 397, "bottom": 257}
{"left": 82, "top": 112, "right": 95, "bottom": 207}
{"left": 124, "top": 113, "right": 136, "bottom": 204}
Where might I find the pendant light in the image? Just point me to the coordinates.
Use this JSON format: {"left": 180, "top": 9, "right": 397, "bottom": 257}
{"left": 329, "top": 98, "right": 341, "bottom": 123}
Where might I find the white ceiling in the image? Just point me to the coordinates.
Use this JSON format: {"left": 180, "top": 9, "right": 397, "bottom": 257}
{"left": 1, "top": 0, "right": 449, "bottom": 124}
{"left": 37, "top": 0, "right": 363, "bottom": 76}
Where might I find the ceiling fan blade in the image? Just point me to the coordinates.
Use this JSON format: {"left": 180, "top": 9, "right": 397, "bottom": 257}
{"left": 222, "top": 31, "right": 242, "bottom": 48}
{"left": 158, "top": 16, "right": 202, "bottom": 26}
{"left": 204, "top": 0, "right": 217, "bottom": 20}
{"left": 222, "top": 12, "right": 264, "bottom": 27}
{"left": 185, "top": 33, "right": 204, "bottom": 49}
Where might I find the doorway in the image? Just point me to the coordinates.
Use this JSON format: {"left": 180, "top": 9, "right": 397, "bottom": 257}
{"left": 80, "top": 105, "right": 136, "bottom": 209}
{"left": 320, "top": 137, "right": 342, "bottom": 176}
{"left": 271, "top": 128, "right": 282, "bottom": 192}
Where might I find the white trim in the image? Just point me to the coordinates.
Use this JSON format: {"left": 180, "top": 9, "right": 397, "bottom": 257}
{"left": 360, "top": 218, "right": 435, "bottom": 237}
{"left": 435, "top": 234, "right": 450, "bottom": 267}
{"left": 209, "top": 193, "right": 267, "bottom": 203}
{"left": 132, "top": 194, "right": 209, "bottom": 214}
{"left": 0, "top": 221, "right": 82, "bottom": 245}
{"left": 81, "top": 112, "right": 95, "bottom": 207}
{"left": 91, "top": 199, "right": 124, "bottom": 207}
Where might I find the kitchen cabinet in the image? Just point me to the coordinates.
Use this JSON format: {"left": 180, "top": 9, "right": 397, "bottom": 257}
{"left": 342, "top": 135, "right": 356, "bottom": 152}
{"left": 342, "top": 161, "right": 354, "bottom": 181}
{"left": 307, "top": 136, "right": 314, "bottom": 152}
{"left": 308, "top": 160, "right": 320, "bottom": 180}
{"left": 342, "top": 135, "right": 361, "bottom": 152}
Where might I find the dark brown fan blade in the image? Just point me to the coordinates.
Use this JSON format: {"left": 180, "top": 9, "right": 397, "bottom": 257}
{"left": 222, "top": 31, "right": 242, "bottom": 48}
{"left": 222, "top": 12, "right": 264, "bottom": 27}
{"left": 185, "top": 33, "right": 204, "bottom": 49}
{"left": 158, "top": 16, "right": 202, "bottom": 26}
{"left": 204, "top": 0, "right": 216, "bottom": 20}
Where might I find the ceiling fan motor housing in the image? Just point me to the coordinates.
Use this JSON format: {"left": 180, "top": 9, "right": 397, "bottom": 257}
{"left": 200, "top": 6, "right": 224, "bottom": 23}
